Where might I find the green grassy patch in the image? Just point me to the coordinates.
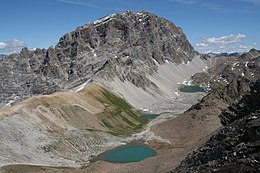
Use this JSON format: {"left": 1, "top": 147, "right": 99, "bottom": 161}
{"left": 97, "top": 88, "right": 148, "bottom": 136}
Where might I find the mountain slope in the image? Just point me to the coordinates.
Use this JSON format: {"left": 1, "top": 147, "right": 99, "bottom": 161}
{"left": 172, "top": 79, "right": 260, "bottom": 173}
{"left": 0, "top": 10, "right": 210, "bottom": 171}
{"left": 0, "top": 10, "right": 207, "bottom": 110}
{"left": 0, "top": 84, "right": 147, "bottom": 167}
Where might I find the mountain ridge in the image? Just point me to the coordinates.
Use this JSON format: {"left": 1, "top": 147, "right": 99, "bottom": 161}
{"left": 0, "top": 10, "right": 202, "bottom": 109}
{"left": 0, "top": 10, "right": 209, "bottom": 170}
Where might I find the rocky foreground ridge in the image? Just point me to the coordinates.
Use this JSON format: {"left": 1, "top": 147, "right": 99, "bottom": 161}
{"left": 172, "top": 50, "right": 260, "bottom": 173}
{"left": 0, "top": 10, "right": 199, "bottom": 108}
{"left": 173, "top": 79, "right": 260, "bottom": 173}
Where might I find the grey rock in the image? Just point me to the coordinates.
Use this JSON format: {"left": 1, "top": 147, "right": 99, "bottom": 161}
{"left": 0, "top": 10, "right": 199, "bottom": 107}
{"left": 172, "top": 79, "right": 260, "bottom": 173}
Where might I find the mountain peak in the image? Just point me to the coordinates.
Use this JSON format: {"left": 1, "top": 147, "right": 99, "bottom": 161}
{"left": 0, "top": 11, "right": 199, "bottom": 107}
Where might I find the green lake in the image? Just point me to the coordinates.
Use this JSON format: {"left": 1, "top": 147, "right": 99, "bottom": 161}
{"left": 99, "top": 143, "right": 156, "bottom": 163}
{"left": 179, "top": 85, "right": 206, "bottom": 93}
{"left": 142, "top": 114, "right": 160, "bottom": 119}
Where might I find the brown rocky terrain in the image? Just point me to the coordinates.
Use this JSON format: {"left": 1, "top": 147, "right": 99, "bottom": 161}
{"left": 1, "top": 50, "right": 257, "bottom": 173}
{"left": 0, "top": 84, "right": 149, "bottom": 168}
{"left": 1, "top": 10, "right": 259, "bottom": 173}
{"left": 173, "top": 79, "right": 260, "bottom": 173}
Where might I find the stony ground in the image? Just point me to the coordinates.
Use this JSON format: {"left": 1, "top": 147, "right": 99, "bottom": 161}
{"left": 0, "top": 90, "right": 210, "bottom": 173}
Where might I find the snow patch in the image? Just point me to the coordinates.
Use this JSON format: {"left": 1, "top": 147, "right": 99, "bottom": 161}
{"left": 231, "top": 61, "right": 239, "bottom": 70}
{"left": 76, "top": 82, "right": 87, "bottom": 92}
{"left": 93, "top": 13, "right": 116, "bottom": 25}
{"left": 245, "top": 61, "right": 249, "bottom": 68}
{"left": 174, "top": 92, "right": 180, "bottom": 97}
{"left": 153, "top": 59, "right": 158, "bottom": 64}
{"left": 6, "top": 100, "right": 14, "bottom": 107}
{"left": 181, "top": 79, "right": 192, "bottom": 86}
{"left": 143, "top": 108, "right": 149, "bottom": 112}
{"left": 182, "top": 79, "right": 187, "bottom": 85}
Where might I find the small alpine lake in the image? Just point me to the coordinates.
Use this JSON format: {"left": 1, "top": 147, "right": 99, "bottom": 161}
{"left": 97, "top": 142, "right": 156, "bottom": 163}
{"left": 179, "top": 85, "right": 206, "bottom": 93}
{"left": 142, "top": 114, "right": 160, "bottom": 119}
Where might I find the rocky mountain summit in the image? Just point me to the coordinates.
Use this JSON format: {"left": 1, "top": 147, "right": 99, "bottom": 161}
{"left": 0, "top": 10, "right": 199, "bottom": 108}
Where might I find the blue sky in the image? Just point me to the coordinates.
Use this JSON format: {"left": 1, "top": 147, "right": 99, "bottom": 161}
{"left": 0, "top": 0, "right": 259, "bottom": 54}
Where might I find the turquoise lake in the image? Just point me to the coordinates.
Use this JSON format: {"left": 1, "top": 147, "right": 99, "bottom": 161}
{"left": 142, "top": 114, "right": 160, "bottom": 119}
{"left": 100, "top": 143, "right": 156, "bottom": 163}
{"left": 179, "top": 85, "right": 206, "bottom": 93}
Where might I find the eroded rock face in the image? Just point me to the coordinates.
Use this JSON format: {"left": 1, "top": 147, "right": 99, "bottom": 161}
{"left": 172, "top": 80, "right": 260, "bottom": 173}
{"left": 0, "top": 10, "right": 198, "bottom": 108}
{"left": 193, "top": 49, "right": 260, "bottom": 97}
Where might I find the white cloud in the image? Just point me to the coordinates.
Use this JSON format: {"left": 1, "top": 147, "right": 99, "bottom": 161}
{"left": 57, "top": 0, "right": 123, "bottom": 11}
{"left": 0, "top": 39, "right": 26, "bottom": 54}
{"left": 239, "top": 44, "right": 254, "bottom": 49}
{"left": 241, "top": 0, "right": 260, "bottom": 5}
{"left": 196, "top": 43, "right": 208, "bottom": 47}
{"left": 202, "top": 34, "right": 246, "bottom": 45}
{"left": 167, "top": 0, "right": 198, "bottom": 5}
{"left": 0, "top": 42, "right": 7, "bottom": 49}
{"left": 10, "top": 39, "right": 25, "bottom": 47}
{"left": 193, "top": 34, "right": 259, "bottom": 53}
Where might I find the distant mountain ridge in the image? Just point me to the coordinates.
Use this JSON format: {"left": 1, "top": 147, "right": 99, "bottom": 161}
{"left": 207, "top": 52, "right": 242, "bottom": 57}
{"left": 0, "top": 54, "right": 7, "bottom": 59}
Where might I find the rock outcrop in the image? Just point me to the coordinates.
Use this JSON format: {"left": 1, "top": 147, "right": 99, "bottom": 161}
{"left": 172, "top": 49, "right": 260, "bottom": 173}
{"left": 172, "top": 79, "right": 260, "bottom": 173}
{"left": 192, "top": 49, "right": 260, "bottom": 98}
{"left": 0, "top": 10, "right": 199, "bottom": 108}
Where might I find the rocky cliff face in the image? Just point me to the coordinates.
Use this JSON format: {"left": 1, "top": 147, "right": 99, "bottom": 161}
{"left": 171, "top": 50, "right": 260, "bottom": 173}
{"left": 172, "top": 80, "right": 260, "bottom": 173}
{"left": 178, "top": 49, "right": 260, "bottom": 133}
{"left": 0, "top": 10, "right": 199, "bottom": 108}
{"left": 192, "top": 49, "right": 260, "bottom": 99}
